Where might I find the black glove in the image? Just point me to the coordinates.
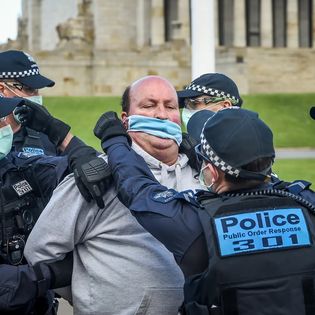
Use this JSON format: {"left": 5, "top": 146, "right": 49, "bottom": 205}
{"left": 179, "top": 132, "right": 201, "bottom": 171}
{"left": 44, "top": 252, "right": 73, "bottom": 289}
{"left": 94, "top": 111, "right": 131, "bottom": 151}
{"left": 66, "top": 137, "right": 112, "bottom": 208}
{"left": 14, "top": 100, "right": 70, "bottom": 147}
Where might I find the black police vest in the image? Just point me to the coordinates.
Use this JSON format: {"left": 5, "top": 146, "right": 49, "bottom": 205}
{"left": 13, "top": 127, "right": 57, "bottom": 156}
{"left": 0, "top": 166, "right": 43, "bottom": 265}
{"left": 183, "top": 189, "right": 315, "bottom": 315}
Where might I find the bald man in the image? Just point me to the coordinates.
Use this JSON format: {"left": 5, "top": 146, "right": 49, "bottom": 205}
{"left": 25, "top": 76, "right": 203, "bottom": 315}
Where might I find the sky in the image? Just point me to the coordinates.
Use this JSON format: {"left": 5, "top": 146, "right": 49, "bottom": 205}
{"left": 0, "top": 0, "right": 22, "bottom": 44}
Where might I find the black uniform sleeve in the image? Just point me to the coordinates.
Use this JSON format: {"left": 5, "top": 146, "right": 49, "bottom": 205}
{"left": 0, "top": 263, "right": 51, "bottom": 314}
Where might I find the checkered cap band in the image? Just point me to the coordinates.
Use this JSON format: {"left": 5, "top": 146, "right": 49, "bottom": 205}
{"left": 200, "top": 132, "right": 240, "bottom": 177}
{"left": 185, "top": 83, "right": 239, "bottom": 103}
{"left": 0, "top": 67, "right": 40, "bottom": 79}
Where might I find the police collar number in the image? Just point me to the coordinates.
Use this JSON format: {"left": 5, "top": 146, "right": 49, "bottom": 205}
{"left": 214, "top": 208, "right": 311, "bottom": 257}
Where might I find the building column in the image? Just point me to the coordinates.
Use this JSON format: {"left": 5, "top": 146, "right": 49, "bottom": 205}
{"left": 137, "top": 0, "right": 146, "bottom": 48}
{"left": 151, "top": 0, "right": 165, "bottom": 46}
{"left": 214, "top": 0, "right": 219, "bottom": 46}
{"left": 233, "top": 0, "right": 246, "bottom": 47}
{"left": 28, "top": 0, "right": 42, "bottom": 51}
{"left": 261, "top": 0, "right": 273, "bottom": 47}
{"left": 287, "top": 0, "right": 299, "bottom": 48}
{"left": 176, "top": 0, "right": 190, "bottom": 43}
{"left": 313, "top": 0, "right": 315, "bottom": 46}
{"left": 191, "top": 0, "right": 215, "bottom": 78}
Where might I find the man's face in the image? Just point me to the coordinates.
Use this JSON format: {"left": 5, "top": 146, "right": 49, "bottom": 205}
{"left": 184, "top": 95, "right": 232, "bottom": 112}
{"left": 0, "top": 81, "right": 39, "bottom": 132}
{"left": 121, "top": 76, "right": 181, "bottom": 163}
{"left": 126, "top": 77, "right": 180, "bottom": 123}
{"left": 0, "top": 117, "right": 9, "bottom": 129}
{"left": 0, "top": 80, "right": 39, "bottom": 98}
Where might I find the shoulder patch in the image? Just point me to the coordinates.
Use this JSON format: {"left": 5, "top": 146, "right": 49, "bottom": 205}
{"left": 152, "top": 189, "right": 198, "bottom": 206}
{"left": 152, "top": 189, "right": 177, "bottom": 203}
{"left": 22, "top": 147, "right": 45, "bottom": 156}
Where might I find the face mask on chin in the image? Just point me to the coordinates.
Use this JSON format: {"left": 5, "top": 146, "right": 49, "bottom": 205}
{"left": 3, "top": 83, "right": 43, "bottom": 105}
{"left": 23, "top": 95, "right": 43, "bottom": 106}
{"left": 0, "top": 124, "right": 13, "bottom": 160}
{"left": 198, "top": 162, "right": 214, "bottom": 191}
{"left": 127, "top": 115, "right": 182, "bottom": 146}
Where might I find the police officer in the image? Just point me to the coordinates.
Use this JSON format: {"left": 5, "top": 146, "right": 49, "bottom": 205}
{"left": 0, "top": 96, "right": 71, "bottom": 314}
{"left": 94, "top": 109, "right": 315, "bottom": 315}
{"left": 177, "top": 73, "right": 243, "bottom": 127}
{"left": 0, "top": 50, "right": 57, "bottom": 156}
{"left": 0, "top": 96, "right": 109, "bottom": 314}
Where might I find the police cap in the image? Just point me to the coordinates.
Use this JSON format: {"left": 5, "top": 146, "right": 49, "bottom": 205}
{"left": 0, "top": 95, "right": 24, "bottom": 118}
{"left": 177, "top": 73, "right": 242, "bottom": 108}
{"left": 188, "top": 108, "right": 275, "bottom": 180}
{"left": 0, "top": 50, "right": 55, "bottom": 89}
{"left": 186, "top": 109, "right": 215, "bottom": 142}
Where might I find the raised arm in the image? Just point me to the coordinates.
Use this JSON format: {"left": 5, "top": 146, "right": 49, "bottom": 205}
{"left": 94, "top": 112, "right": 204, "bottom": 262}
{"left": 15, "top": 99, "right": 111, "bottom": 208}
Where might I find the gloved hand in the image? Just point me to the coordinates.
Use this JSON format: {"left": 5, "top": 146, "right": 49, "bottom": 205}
{"left": 67, "top": 138, "right": 112, "bottom": 208}
{"left": 179, "top": 132, "right": 201, "bottom": 171}
{"left": 94, "top": 111, "right": 131, "bottom": 151}
{"left": 14, "top": 100, "right": 71, "bottom": 147}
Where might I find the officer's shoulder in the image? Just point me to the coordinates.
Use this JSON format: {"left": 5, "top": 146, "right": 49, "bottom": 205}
{"left": 13, "top": 152, "right": 43, "bottom": 164}
{"left": 271, "top": 178, "right": 311, "bottom": 192}
{"left": 14, "top": 152, "right": 65, "bottom": 166}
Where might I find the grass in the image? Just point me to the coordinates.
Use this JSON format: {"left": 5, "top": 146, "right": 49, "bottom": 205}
{"left": 44, "top": 94, "right": 315, "bottom": 149}
{"left": 43, "top": 94, "right": 315, "bottom": 187}
{"left": 243, "top": 94, "right": 315, "bottom": 148}
{"left": 45, "top": 96, "right": 121, "bottom": 151}
{"left": 273, "top": 159, "right": 314, "bottom": 188}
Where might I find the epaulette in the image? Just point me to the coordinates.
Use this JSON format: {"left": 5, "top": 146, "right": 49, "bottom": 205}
{"left": 286, "top": 180, "right": 312, "bottom": 195}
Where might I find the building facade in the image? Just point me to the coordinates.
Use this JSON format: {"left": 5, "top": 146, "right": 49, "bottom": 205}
{"left": 2, "top": 0, "right": 315, "bottom": 96}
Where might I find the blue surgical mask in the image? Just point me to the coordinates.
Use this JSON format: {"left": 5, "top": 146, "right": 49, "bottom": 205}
{"left": 23, "top": 95, "right": 43, "bottom": 105}
{"left": 181, "top": 107, "right": 200, "bottom": 127}
{"left": 127, "top": 115, "right": 182, "bottom": 146}
{"left": 0, "top": 124, "right": 13, "bottom": 160}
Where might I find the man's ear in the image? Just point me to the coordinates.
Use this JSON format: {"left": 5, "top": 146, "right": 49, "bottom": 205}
{"left": 0, "top": 82, "right": 5, "bottom": 94}
{"left": 121, "top": 111, "right": 128, "bottom": 129}
{"left": 222, "top": 100, "right": 232, "bottom": 108}
{"left": 207, "top": 163, "right": 220, "bottom": 183}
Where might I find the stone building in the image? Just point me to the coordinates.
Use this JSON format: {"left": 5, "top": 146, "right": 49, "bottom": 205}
{"left": 1, "top": 0, "right": 315, "bottom": 96}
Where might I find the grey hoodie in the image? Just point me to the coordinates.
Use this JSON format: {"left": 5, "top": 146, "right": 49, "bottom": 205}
{"left": 25, "top": 143, "right": 202, "bottom": 315}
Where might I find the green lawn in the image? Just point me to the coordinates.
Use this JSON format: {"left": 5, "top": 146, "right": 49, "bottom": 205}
{"left": 243, "top": 94, "right": 315, "bottom": 148}
{"left": 44, "top": 94, "right": 315, "bottom": 149}
{"left": 273, "top": 159, "right": 314, "bottom": 188}
{"left": 45, "top": 96, "right": 121, "bottom": 150}
{"left": 43, "top": 95, "right": 315, "bottom": 187}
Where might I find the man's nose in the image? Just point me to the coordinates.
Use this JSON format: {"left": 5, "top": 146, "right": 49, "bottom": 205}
{"left": 155, "top": 104, "right": 168, "bottom": 119}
